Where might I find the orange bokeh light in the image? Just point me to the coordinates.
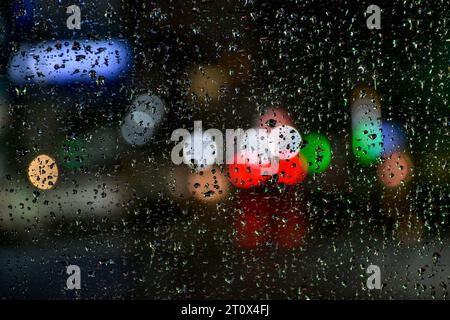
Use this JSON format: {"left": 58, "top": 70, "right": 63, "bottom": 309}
{"left": 187, "top": 166, "right": 230, "bottom": 203}
{"left": 378, "top": 152, "right": 413, "bottom": 188}
{"left": 28, "top": 154, "right": 59, "bottom": 190}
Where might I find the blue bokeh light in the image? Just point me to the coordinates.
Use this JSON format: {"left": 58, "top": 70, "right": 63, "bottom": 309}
{"left": 382, "top": 121, "right": 407, "bottom": 156}
{"left": 8, "top": 39, "right": 132, "bottom": 85}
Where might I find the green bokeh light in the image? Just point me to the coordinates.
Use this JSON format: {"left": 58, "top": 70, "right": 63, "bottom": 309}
{"left": 352, "top": 122, "right": 383, "bottom": 166}
{"left": 57, "top": 137, "right": 88, "bottom": 170}
{"left": 300, "top": 133, "right": 331, "bottom": 174}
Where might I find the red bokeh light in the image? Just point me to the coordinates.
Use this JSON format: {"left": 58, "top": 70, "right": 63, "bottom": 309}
{"left": 227, "top": 153, "right": 270, "bottom": 189}
{"left": 234, "top": 190, "right": 308, "bottom": 249}
{"left": 276, "top": 154, "right": 308, "bottom": 185}
{"left": 235, "top": 192, "right": 271, "bottom": 248}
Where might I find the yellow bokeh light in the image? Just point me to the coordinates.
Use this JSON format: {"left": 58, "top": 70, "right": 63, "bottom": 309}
{"left": 188, "top": 65, "right": 229, "bottom": 106}
{"left": 28, "top": 154, "right": 59, "bottom": 190}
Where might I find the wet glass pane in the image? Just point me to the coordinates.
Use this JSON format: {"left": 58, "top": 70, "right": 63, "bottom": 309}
{"left": 0, "top": 0, "right": 449, "bottom": 301}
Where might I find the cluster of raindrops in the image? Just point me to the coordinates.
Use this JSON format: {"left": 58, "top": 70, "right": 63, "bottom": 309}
{"left": 0, "top": 0, "right": 448, "bottom": 300}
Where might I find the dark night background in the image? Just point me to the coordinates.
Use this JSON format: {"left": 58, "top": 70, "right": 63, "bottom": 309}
{"left": 0, "top": 0, "right": 449, "bottom": 299}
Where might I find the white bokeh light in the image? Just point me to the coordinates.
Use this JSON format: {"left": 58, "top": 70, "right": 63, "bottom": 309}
{"left": 268, "top": 125, "right": 302, "bottom": 160}
{"left": 131, "top": 94, "right": 165, "bottom": 124}
{"left": 121, "top": 110, "right": 156, "bottom": 146}
{"left": 237, "top": 128, "right": 272, "bottom": 166}
{"left": 183, "top": 131, "right": 218, "bottom": 170}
